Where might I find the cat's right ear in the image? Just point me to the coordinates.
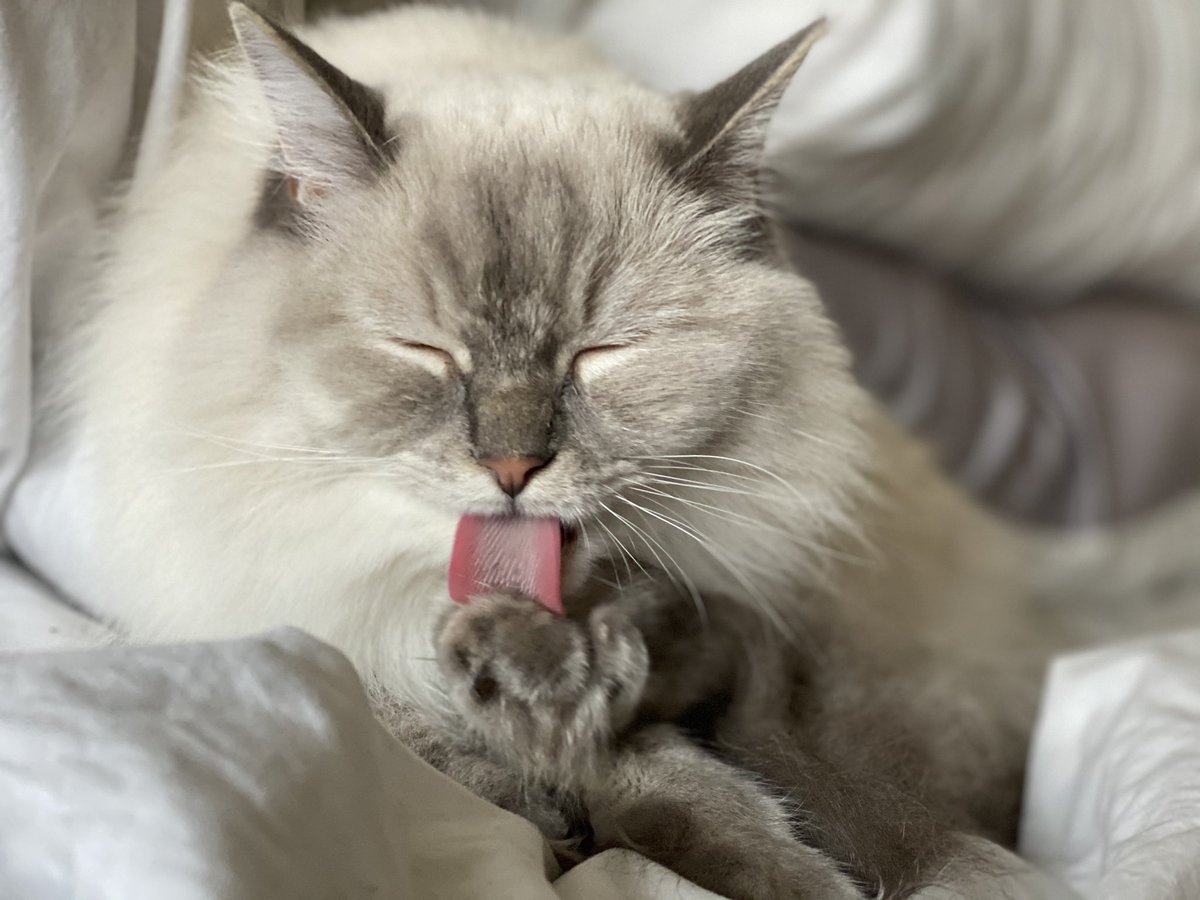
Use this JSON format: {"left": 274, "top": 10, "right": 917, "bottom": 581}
{"left": 229, "top": 2, "right": 390, "bottom": 205}
{"left": 671, "top": 20, "right": 826, "bottom": 215}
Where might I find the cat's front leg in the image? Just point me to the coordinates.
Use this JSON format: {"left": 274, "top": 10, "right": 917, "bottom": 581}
{"left": 436, "top": 591, "right": 649, "bottom": 784}
{"left": 591, "top": 724, "right": 862, "bottom": 900}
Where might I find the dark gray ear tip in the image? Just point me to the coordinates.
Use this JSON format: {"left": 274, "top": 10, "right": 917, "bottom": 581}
{"left": 785, "top": 17, "right": 830, "bottom": 62}
{"left": 228, "top": 1, "right": 253, "bottom": 24}
{"left": 807, "top": 17, "right": 830, "bottom": 41}
{"left": 230, "top": 2, "right": 299, "bottom": 64}
{"left": 229, "top": 2, "right": 274, "bottom": 40}
{"left": 668, "top": 12, "right": 832, "bottom": 213}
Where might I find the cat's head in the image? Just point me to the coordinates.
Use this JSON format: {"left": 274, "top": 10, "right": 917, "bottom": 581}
{"left": 222, "top": 5, "right": 863, "bottom": 590}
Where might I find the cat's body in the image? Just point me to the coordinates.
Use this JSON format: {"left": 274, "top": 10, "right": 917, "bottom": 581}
{"left": 57, "top": 4, "right": 1195, "bottom": 898}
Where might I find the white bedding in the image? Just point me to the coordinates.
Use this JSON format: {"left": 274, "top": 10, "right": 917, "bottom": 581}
{"left": 0, "top": 613, "right": 719, "bottom": 900}
{"left": 1021, "top": 634, "right": 1200, "bottom": 899}
{"left": 3, "top": 584, "right": 1200, "bottom": 899}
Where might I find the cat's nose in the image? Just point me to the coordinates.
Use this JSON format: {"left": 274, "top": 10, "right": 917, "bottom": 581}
{"left": 477, "top": 455, "right": 547, "bottom": 497}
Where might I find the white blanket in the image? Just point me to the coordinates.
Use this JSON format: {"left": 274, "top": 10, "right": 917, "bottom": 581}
{"left": 3, "top": 591, "right": 1199, "bottom": 899}
{"left": 1021, "top": 634, "right": 1200, "bottom": 899}
{"left": 0, "top": 622, "right": 720, "bottom": 900}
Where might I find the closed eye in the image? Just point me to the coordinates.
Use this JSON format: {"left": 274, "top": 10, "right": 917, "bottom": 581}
{"left": 573, "top": 344, "right": 632, "bottom": 382}
{"left": 387, "top": 339, "right": 457, "bottom": 375}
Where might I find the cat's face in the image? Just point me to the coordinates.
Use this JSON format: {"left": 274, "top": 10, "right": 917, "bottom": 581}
{"left": 272, "top": 134, "right": 791, "bottom": 522}
{"left": 230, "top": 7, "right": 836, "bottom": 581}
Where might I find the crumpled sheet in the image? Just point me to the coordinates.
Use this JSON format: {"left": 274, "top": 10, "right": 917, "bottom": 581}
{"left": 1, "top": 580, "right": 1196, "bottom": 900}
{"left": 0, "top": 624, "right": 721, "bottom": 900}
{"left": 1020, "top": 632, "right": 1200, "bottom": 899}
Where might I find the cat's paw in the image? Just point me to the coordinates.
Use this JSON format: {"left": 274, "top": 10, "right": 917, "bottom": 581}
{"left": 437, "top": 591, "right": 649, "bottom": 779}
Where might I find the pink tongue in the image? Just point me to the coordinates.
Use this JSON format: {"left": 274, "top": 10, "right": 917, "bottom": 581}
{"left": 449, "top": 515, "right": 564, "bottom": 615}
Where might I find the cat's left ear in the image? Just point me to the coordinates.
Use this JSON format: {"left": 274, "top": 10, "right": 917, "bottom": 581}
{"left": 674, "top": 19, "right": 827, "bottom": 211}
{"left": 230, "top": 2, "right": 390, "bottom": 204}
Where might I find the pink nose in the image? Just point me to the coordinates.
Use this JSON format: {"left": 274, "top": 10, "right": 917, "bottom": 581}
{"left": 478, "top": 456, "right": 545, "bottom": 497}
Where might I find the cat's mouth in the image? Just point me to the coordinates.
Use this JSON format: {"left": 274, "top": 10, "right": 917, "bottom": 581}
{"left": 448, "top": 514, "right": 578, "bottom": 615}
{"left": 560, "top": 521, "right": 579, "bottom": 551}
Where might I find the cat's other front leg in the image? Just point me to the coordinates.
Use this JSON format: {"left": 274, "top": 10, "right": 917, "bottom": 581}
{"left": 591, "top": 724, "right": 862, "bottom": 900}
{"left": 436, "top": 591, "right": 649, "bottom": 783}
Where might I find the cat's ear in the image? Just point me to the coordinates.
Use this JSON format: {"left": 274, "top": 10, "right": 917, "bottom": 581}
{"left": 230, "top": 2, "right": 390, "bottom": 204}
{"left": 674, "top": 19, "right": 826, "bottom": 209}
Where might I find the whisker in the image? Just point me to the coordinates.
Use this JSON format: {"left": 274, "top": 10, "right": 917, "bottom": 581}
{"left": 638, "top": 473, "right": 775, "bottom": 499}
{"left": 641, "top": 462, "right": 767, "bottom": 485}
{"left": 600, "top": 500, "right": 706, "bottom": 624}
{"left": 154, "top": 454, "right": 379, "bottom": 480}
{"left": 717, "top": 404, "right": 858, "bottom": 452}
{"left": 615, "top": 495, "right": 801, "bottom": 643}
{"left": 632, "top": 485, "right": 791, "bottom": 536}
{"left": 579, "top": 521, "right": 628, "bottom": 593}
{"left": 596, "top": 503, "right": 650, "bottom": 582}
{"left": 158, "top": 420, "right": 347, "bottom": 457}
{"left": 635, "top": 454, "right": 804, "bottom": 499}
{"left": 591, "top": 515, "right": 632, "bottom": 588}
{"left": 631, "top": 485, "right": 868, "bottom": 568}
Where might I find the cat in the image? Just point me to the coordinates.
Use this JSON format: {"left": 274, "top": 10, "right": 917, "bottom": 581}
{"left": 58, "top": 3, "right": 1199, "bottom": 898}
